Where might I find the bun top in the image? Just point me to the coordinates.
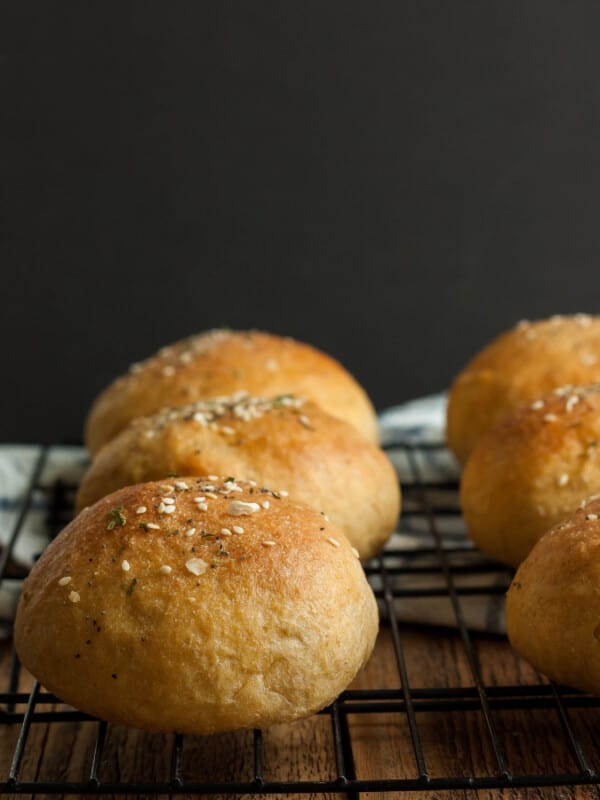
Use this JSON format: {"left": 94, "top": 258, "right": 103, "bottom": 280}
{"left": 77, "top": 393, "right": 400, "bottom": 561}
{"left": 84, "top": 329, "right": 379, "bottom": 454}
{"left": 461, "top": 382, "right": 600, "bottom": 566}
{"left": 15, "top": 477, "right": 378, "bottom": 734}
{"left": 447, "top": 314, "right": 600, "bottom": 463}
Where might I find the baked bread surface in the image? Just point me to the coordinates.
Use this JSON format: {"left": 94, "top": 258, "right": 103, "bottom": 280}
{"left": 85, "top": 330, "right": 379, "bottom": 454}
{"left": 506, "top": 498, "right": 600, "bottom": 694}
{"left": 77, "top": 394, "right": 400, "bottom": 561}
{"left": 461, "top": 383, "right": 600, "bottom": 566}
{"left": 447, "top": 314, "right": 600, "bottom": 463}
{"left": 15, "top": 478, "right": 378, "bottom": 734}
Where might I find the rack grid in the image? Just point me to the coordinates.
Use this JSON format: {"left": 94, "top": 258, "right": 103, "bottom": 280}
{"left": 0, "top": 442, "right": 599, "bottom": 796}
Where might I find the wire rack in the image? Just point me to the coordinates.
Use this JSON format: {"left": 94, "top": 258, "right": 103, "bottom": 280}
{"left": 1, "top": 442, "right": 599, "bottom": 796}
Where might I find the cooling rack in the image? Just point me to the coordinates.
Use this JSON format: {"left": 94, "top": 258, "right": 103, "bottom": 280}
{"left": 0, "top": 442, "right": 599, "bottom": 796}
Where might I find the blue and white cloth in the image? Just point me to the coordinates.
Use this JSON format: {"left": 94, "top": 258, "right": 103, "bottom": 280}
{"left": 0, "top": 394, "right": 509, "bottom": 637}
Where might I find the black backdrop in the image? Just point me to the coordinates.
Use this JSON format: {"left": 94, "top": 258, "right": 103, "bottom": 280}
{"left": 2, "top": 1, "right": 600, "bottom": 443}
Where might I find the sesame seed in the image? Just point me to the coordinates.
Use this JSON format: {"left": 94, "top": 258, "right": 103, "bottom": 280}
{"left": 220, "top": 527, "right": 232, "bottom": 536}
{"left": 146, "top": 523, "right": 160, "bottom": 530}
{"left": 557, "top": 473, "right": 570, "bottom": 487}
{"left": 327, "top": 537, "right": 341, "bottom": 548}
{"left": 205, "top": 492, "right": 218, "bottom": 499}
{"left": 232, "top": 525, "right": 244, "bottom": 534}
{"left": 227, "top": 500, "right": 261, "bottom": 516}
{"left": 351, "top": 547, "right": 360, "bottom": 559}
{"left": 121, "top": 560, "right": 131, "bottom": 572}
{"left": 185, "top": 528, "right": 196, "bottom": 537}
{"left": 162, "top": 497, "right": 175, "bottom": 505}
{"left": 175, "top": 481, "right": 189, "bottom": 490}
{"left": 144, "top": 430, "right": 156, "bottom": 439}
{"left": 249, "top": 480, "right": 257, "bottom": 487}
{"left": 221, "top": 426, "right": 235, "bottom": 435}
{"left": 261, "top": 500, "right": 270, "bottom": 510}
{"left": 162, "top": 365, "right": 175, "bottom": 377}
{"left": 69, "top": 591, "right": 80, "bottom": 603}
{"left": 565, "top": 395, "right": 580, "bottom": 412}
{"left": 581, "top": 352, "right": 598, "bottom": 366}
{"left": 160, "top": 485, "right": 174, "bottom": 493}
{"left": 193, "top": 496, "right": 206, "bottom": 503}
{"left": 186, "top": 558, "right": 208, "bottom": 576}
{"left": 208, "top": 475, "right": 219, "bottom": 481}
{"left": 160, "top": 565, "right": 172, "bottom": 574}
{"left": 135, "top": 506, "right": 147, "bottom": 515}
{"left": 179, "top": 351, "right": 193, "bottom": 364}
{"left": 262, "top": 540, "right": 276, "bottom": 547}
{"left": 158, "top": 502, "right": 166, "bottom": 513}
{"left": 196, "top": 503, "right": 208, "bottom": 512}
{"left": 58, "top": 576, "right": 72, "bottom": 586}
{"left": 543, "top": 413, "right": 558, "bottom": 422}
{"left": 279, "top": 490, "right": 289, "bottom": 497}
{"left": 162, "top": 505, "right": 176, "bottom": 514}
{"left": 530, "top": 400, "right": 544, "bottom": 410}
{"left": 587, "top": 514, "right": 599, "bottom": 521}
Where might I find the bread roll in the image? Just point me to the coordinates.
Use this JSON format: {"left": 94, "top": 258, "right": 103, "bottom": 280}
{"left": 15, "top": 478, "right": 378, "bottom": 734}
{"left": 85, "top": 330, "right": 379, "bottom": 454}
{"left": 461, "top": 383, "right": 600, "bottom": 566}
{"left": 506, "top": 498, "right": 600, "bottom": 694}
{"left": 447, "top": 314, "right": 600, "bottom": 464}
{"left": 77, "top": 394, "right": 400, "bottom": 561}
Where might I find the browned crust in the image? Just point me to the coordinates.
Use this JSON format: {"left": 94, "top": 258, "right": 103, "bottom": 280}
{"left": 15, "top": 478, "right": 379, "bottom": 734}
{"left": 85, "top": 330, "right": 379, "bottom": 453}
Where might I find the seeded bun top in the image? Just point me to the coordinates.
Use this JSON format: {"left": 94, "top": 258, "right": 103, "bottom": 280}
{"left": 506, "top": 496, "right": 600, "bottom": 695}
{"left": 77, "top": 393, "right": 400, "bottom": 561}
{"left": 84, "top": 329, "right": 379, "bottom": 454}
{"left": 461, "top": 383, "right": 600, "bottom": 566}
{"left": 15, "top": 477, "right": 379, "bottom": 734}
{"left": 446, "top": 314, "right": 600, "bottom": 464}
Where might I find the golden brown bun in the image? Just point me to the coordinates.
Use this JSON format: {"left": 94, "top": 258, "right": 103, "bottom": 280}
{"left": 15, "top": 478, "right": 378, "bottom": 734}
{"left": 461, "top": 383, "right": 600, "bottom": 567}
{"left": 77, "top": 395, "right": 400, "bottom": 561}
{"left": 85, "top": 330, "right": 379, "bottom": 454}
{"left": 447, "top": 314, "right": 600, "bottom": 464}
{"left": 506, "top": 498, "right": 600, "bottom": 694}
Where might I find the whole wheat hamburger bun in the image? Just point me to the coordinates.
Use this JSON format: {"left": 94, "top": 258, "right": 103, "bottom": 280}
{"left": 461, "top": 383, "right": 600, "bottom": 566}
{"left": 77, "top": 394, "right": 400, "bottom": 561}
{"left": 447, "top": 314, "right": 600, "bottom": 464}
{"left": 15, "top": 478, "right": 378, "bottom": 734}
{"left": 85, "top": 329, "right": 379, "bottom": 455}
{"left": 506, "top": 498, "right": 600, "bottom": 695}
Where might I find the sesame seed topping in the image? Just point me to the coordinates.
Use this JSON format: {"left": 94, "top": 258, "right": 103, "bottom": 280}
{"left": 530, "top": 400, "right": 544, "bottom": 410}
{"left": 160, "top": 484, "right": 174, "bottom": 493}
{"left": 208, "top": 475, "right": 219, "bottom": 481}
{"left": 135, "top": 506, "right": 147, "bottom": 514}
{"left": 543, "top": 413, "right": 558, "bottom": 423}
{"left": 146, "top": 523, "right": 160, "bottom": 530}
{"left": 58, "top": 576, "right": 72, "bottom": 586}
{"left": 163, "top": 505, "right": 177, "bottom": 514}
{"left": 185, "top": 528, "right": 196, "bottom": 537}
{"left": 175, "top": 481, "right": 189, "bottom": 490}
{"left": 261, "top": 500, "right": 270, "bottom": 510}
{"left": 121, "top": 560, "right": 131, "bottom": 572}
{"left": 327, "top": 537, "right": 341, "bottom": 548}
{"left": 279, "top": 490, "right": 289, "bottom": 497}
{"left": 262, "top": 540, "right": 276, "bottom": 547}
{"left": 186, "top": 558, "right": 208, "bottom": 576}
{"left": 193, "top": 496, "right": 206, "bottom": 503}
{"left": 565, "top": 395, "right": 580, "bottom": 412}
{"left": 196, "top": 503, "right": 208, "bottom": 512}
{"left": 220, "top": 527, "right": 232, "bottom": 536}
{"left": 162, "top": 497, "right": 175, "bottom": 505}
{"left": 160, "top": 565, "right": 172, "bottom": 574}
{"left": 557, "top": 473, "right": 570, "bottom": 487}
{"left": 227, "top": 500, "right": 261, "bottom": 516}
{"left": 232, "top": 525, "right": 244, "bottom": 534}
{"left": 587, "top": 514, "right": 599, "bottom": 521}
{"left": 351, "top": 547, "right": 360, "bottom": 559}
{"left": 221, "top": 426, "right": 235, "bottom": 435}
{"left": 162, "top": 365, "right": 175, "bottom": 377}
{"left": 69, "top": 591, "right": 80, "bottom": 603}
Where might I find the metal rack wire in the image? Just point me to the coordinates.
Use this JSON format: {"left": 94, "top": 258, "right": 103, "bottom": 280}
{"left": 0, "top": 442, "right": 599, "bottom": 795}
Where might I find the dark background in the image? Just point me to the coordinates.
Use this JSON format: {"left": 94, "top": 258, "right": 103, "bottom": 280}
{"left": 2, "top": 1, "right": 600, "bottom": 443}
